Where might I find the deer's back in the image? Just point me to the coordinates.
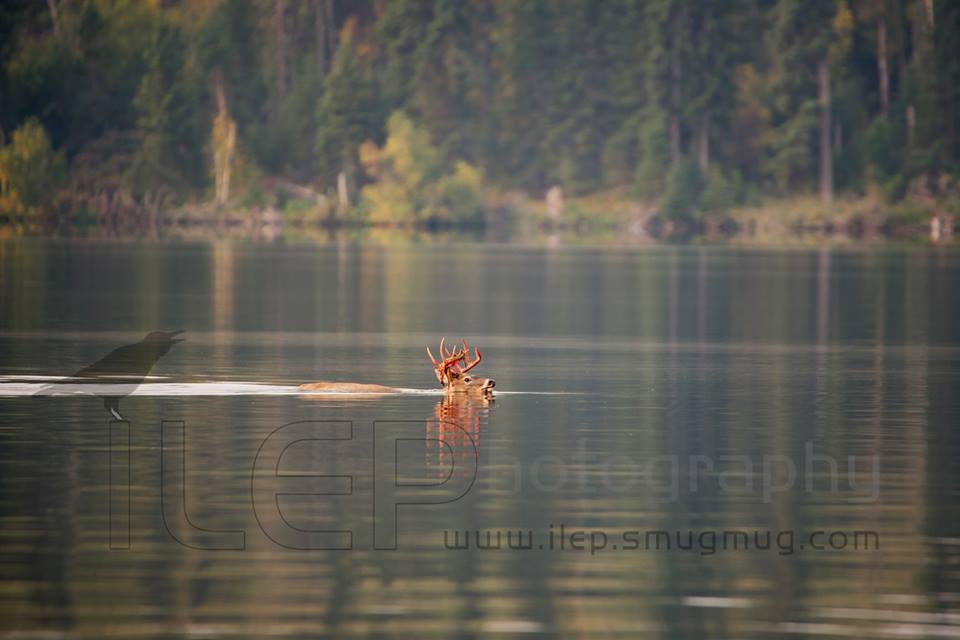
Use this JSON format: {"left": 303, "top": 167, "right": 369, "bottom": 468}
{"left": 298, "top": 381, "right": 397, "bottom": 394}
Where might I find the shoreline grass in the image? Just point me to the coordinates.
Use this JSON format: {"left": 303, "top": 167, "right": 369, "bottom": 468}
{"left": 0, "top": 187, "right": 954, "bottom": 246}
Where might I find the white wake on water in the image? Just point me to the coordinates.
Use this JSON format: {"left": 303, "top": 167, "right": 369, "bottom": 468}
{"left": 0, "top": 377, "right": 566, "bottom": 397}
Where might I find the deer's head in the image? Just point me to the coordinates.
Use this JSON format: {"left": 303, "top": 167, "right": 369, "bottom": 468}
{"left": 427, "top": 337, "right": 495, "bottom": 395}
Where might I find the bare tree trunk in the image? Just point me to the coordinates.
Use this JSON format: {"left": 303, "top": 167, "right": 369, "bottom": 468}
{"left": 877, "top": 18, "right": 889, "bottom": 115}
{"left": 337, "top": 171, "right": 349, "bottom": 214}
{"left": 212, "top": 72, "right": 237, "bottom": 207}
{"left": 326, "top": 0, "right": 336, "bottom": 62}
{"left": 669, "top": 6, "right": 683, "bottom": 163}
{"left": 818, "top": 58, "right": 833, "bottom": 204}
{"left": 316, "top": 0, "right": 327, "bottom": 76}
{"left": 46, "top": 0, "right": 59, "bottom": 37}
{"left": 273, "top": 0, "right": 288, "bottom": 103}
{"left": 315, "top": 0, "right": 334, "bottom": 77}
{"left": 896, "top": 2, "right": 907, "bottom": 84}
{"left": 669, "top": 110, "right": 681, "bottom": 164}
{"left": 906, "top": 104, "right": 916, "bottom": 146}
{"left": 697, "top": 113, "right": 710, "bottom": 173}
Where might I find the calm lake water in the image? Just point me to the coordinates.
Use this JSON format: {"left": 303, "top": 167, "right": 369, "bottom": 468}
{"left": 1, "top": 239, "right": 959, "bottom": 638}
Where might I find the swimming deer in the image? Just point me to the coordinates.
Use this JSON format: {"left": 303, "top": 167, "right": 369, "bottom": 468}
{"left": 299, "top": 338, "right": 495, "bottom": 395}
{"left": 426, "top": 337, "right": 496, "bottom": 394}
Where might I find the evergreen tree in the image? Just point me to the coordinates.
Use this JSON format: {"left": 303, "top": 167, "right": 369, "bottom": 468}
{"left": 0, "top": 0, "right": 957, "bottom": 219}
{"left": 408, "top": 0, "right": 495, "bottom": 169}
{"left": 636, "top": 0, "right": 685, "bottom": 197}
{"left": 490, "top": 0, "right": 560, "bottom": 190}
{"left": 127, "top": 19, "right": 206, "bottom": 198}
{"left": 766, "top": 0, "right": 853, "bottom": 201}
{"left": 315, "top": 18, "right": 381, "bottom": 194}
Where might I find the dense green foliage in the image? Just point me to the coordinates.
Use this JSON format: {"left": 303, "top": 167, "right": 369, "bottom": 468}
{"left": 0, "top": 117, "right": 66, "bottom": 212}
{"left": 0, "top": 0, "right": 957, "bottom": 221}
{"left": 360, "top": 111, "right": 484, "bottom": 223}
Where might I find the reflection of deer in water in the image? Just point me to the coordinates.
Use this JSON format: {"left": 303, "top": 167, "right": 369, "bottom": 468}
{"left": 299, "top": 338, "right": 495, "bottom": 395}
{"left": 426, "top": 393, "right": 493, "bottom": 479}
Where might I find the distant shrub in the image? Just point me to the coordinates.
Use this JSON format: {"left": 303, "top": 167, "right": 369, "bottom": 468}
{"left": 660, "top": 157, "right": 702, "bottom": 220}
{"left": 881, "top": 173, "right": 908, "bottom": 202}
{"left": 864, "top": 118, "right": 901, "bottom": 182}
{"left": 435, "top": 161, "right": 484, "bottom": 223}
{"left": 0, "top": 118, "right": 66, "bottom": 215}
{"left": 359, "top": 111, "right": 485, "bottom": 224}
{"left": 634, "top": 111, "right": 670, "bottom": 198}
{"left": 602, "top": 119, "right": 639, "bottom": 187}
{"left": 700, "top": 168, "right": 743, "bottom": 214}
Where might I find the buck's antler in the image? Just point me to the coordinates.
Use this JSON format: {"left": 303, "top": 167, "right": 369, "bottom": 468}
{"left": 428, "top": 337, "right": 465, "bottom": 368}
{"left": 455, "top": 339, "right": 481, "bottom": 374}
{"left": 427, "top": 337, "right": 467, "bottom": 384}
{"left": 426, "top": 337, "right": 494, "bottom": 393}
{"left": 427, "top": 336, "right": 485, "bottom": 385}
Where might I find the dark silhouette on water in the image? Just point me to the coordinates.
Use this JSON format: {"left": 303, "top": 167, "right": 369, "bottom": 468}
{"left": 68, "top": 330, "right": 184, "bottom": 420}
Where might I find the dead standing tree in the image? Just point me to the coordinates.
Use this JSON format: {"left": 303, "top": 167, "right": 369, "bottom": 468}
{"left": 212, "top": 72, "right": 237, "bottom": 208}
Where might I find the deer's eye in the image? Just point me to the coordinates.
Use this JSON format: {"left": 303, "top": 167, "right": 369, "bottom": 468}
{"left": 463, "top": 376, "right": 472, "bottom": 383}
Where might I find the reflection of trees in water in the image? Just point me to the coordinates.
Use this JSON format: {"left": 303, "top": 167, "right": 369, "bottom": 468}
{"left": 922, "top": 250, "right": 960, "bottom": 605}
{"left": 427, "top": 394, "right": 492, "bottom": 635}
{"left": 425, "top": 393, "right": 561, "bottom": 635}
{"left": 3, "top": 246, "right": 960, "bottom": 635}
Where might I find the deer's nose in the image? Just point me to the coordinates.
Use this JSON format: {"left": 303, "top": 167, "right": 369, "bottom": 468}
{"left": 483, "top": 379, "right": 496, "bottom": 390}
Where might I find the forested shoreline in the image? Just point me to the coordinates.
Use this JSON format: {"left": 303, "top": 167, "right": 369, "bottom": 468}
{"left": 0, "top": 0, "right": 958, "bottom": 238}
